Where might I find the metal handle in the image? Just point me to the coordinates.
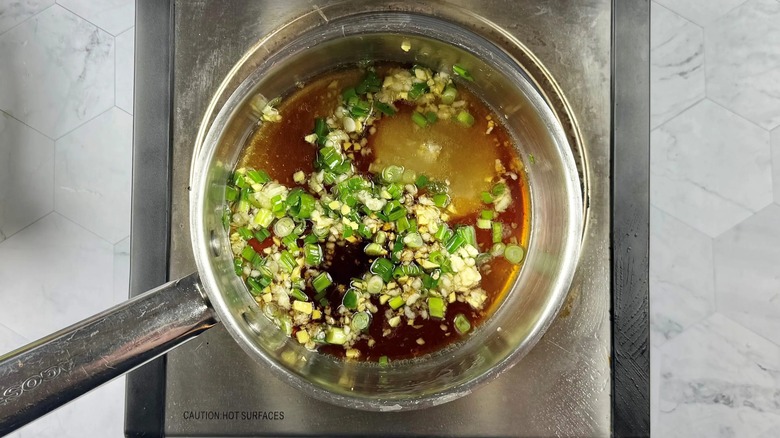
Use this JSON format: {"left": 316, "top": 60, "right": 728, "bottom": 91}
{"left": 0, "top": 272, "right": 217, "bottom": 434}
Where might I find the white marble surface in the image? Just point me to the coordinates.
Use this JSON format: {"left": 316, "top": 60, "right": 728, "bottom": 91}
{"left": 115, "top": 27, "right": 134, "bottom": 114}
{"left": 714, "top": 204, "right": 780, "bottom": 345}
{"left": 0, "top": 5, "right": 115, "bottom": 139}
{"left": 657, "top": 314, "right": 780, "bottom": 437}
{"left": 651, "top": 99, "right": 773, "bottom": 237}
{"left": 0, "top": 110, "right": 53, "bottom": 243}
{"left": 55, "top": 107, "right": 132, "bottom": 243}
{"left": 650, "top": 4, "right": 705, "bottom": 129}
{"left": 705, "top": 0, "right": 780, "bottom": 130}
{"left": 773, "top": 127, "right": 779, "bottom": 204}
{"left": 0, "top": 3, "right": 131, "bottom": 434}
{"left": 8, "top": 377, "right": 125, "bottom": 438}
{"left": 113, "top": 236, "right": 130, "bottom": 303}
{"left": 0, "top": 213, "right": 114, "bottom": 340}
{"left": 655, "top": 0, "right": 747, "bottom": 26}
{"left": 56, "top": 0, "right": 134, "bottom": 35}
{"left": 650, "top": 206, "right": 714, "bottom": 346}
{"left": 0, "top": 0, "right": 54, "bottom": 34}
{"left": 651, "top": 0, "right": 780, "bottom": 435}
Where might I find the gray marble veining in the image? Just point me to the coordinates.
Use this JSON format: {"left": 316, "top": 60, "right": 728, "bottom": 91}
{"left": 0, "top": 5, "right": 114, "bottom": 139}
{"left": 651, "top": 99, "right": 773, "bottom": 237}
{"left": 650, "top": 206, "right": 715, "bottom": 346}
{"left": 655, "top": 0, "right": 747, "bottom": 26}
{"left": 0, "top": 0, "right": 53, "bottom": 34}
{"left": 651, "top": 4, "right": 705, "bottom": 129}
{"left": 705, "top": 0, "right": 780, "bottom": 130}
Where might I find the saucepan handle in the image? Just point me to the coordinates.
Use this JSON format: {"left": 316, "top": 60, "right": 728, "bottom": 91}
{"left": 0, "top": 272, "right": 217, "bottom": 434}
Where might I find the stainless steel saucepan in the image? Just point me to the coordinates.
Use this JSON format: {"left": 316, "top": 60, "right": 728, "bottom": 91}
{"left": 0, "top": 2, "right": 583, "bottom": 433}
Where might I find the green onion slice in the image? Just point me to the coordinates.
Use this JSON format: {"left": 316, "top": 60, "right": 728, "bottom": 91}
{"left": 454, "top": 313, "right": 471, "bottom": 334}
{"left": 351, "top": 311, "right": 371, "bottom": 331}
{"left": 312, "top": 272, "right": 332, "bottom": 293}
{"left": 504, "top": 244, "right": 525, "bottom": 265}
{"left": 452, "top": 64, "right": 474, "bottom": 82}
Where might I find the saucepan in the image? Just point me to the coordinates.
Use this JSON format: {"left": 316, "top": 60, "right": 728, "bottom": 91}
{"left": 0, "top": 1, "right": 583, "bottom": 433}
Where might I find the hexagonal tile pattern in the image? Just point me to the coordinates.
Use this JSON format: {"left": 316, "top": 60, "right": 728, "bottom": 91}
{"left": 650, "top": 207, "right": 714, "bottom": 346}
{"left": 0, "top": 213, "right": 113, "bottom": 340}
{"left": 714, "top": 204, "right": 780, "bottom": 346}
{"left": 0, "top": 0, "right": 55, "bottom": 35}
{"left": 655, "top": 0, "right": 747, "bottom": 26}
{"left": 0, "top": 5, "right": 114, "bottom": 139}
{"left": 657, "top": 313, "right": 780, "bottom": 437}
{"left": 0, "top": 111, "right": 54, "bottom": 243}
{"left": 705, "top": 0, "right": 780, "bottom": 130}
{"left": 651, "top": 4, "right": 705, "bottom": 129}
{"left": 55, "top": 107, "right": 131, "bottom": 243}
{"left": 115, "top": 27, "right": 134, "bottom": 114}
{"left": 651, "top": 99, "right": 772, "bottom": 237}
{"left": 57, "top": 0, "right": 134, "bottom": 36}
{"left": 773, "top": 127, "right": 780, "bottom": 204}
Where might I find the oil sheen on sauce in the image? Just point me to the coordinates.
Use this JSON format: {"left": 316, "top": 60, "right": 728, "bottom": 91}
{"left": 239, "top": 66, "right": 531, "bottom": 360}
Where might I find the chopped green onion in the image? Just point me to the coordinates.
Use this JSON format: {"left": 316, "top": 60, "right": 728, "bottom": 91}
{"left": 415, "top": 174, "right": 430, "bottom": 188}
{"left": 492, "top": 184, "right": 507, "bottom": 198}
{"left": 303, "top": 233, "right": 318, "bottom": 244}
{"left": 247, "top": 169, "right": 271, "bottom": 184}
{"left": 343, "top": 225, "right": 354, "bottom": 238}
{"left": 319, "top": 146, "right": 343, "bottom": 170}
{"left": 237, "top": 227, "right": 253, "bottom": 240}
{"left": 233, "top": 172, "right": 249, "bottom": 189}
{"left": 429, "top": 251, "right": 447, "bottom": 266}
{"left": 456, "top": 110, "right": 475, "bottom": 127}
{"left": 422, "top": 271, "right": 440, "bottom": 289}
{"left": 492, "top": 222, "right": 503, "bottom": 243}
{"left": 378, "top": 356, "right": 389, "bottom": 367}
{"left": 386, "top": 207, "right": 407, "bottom": 222}
{"left": 491, "top": 242, "right": 506, "bottom": 257}
{"left": 304, "top": 243, "right": 323, "bottom": 266}
{"left": 375, "top": 102, "right": 396, "bottom": 116}
{"left": 364, "top": 242, "right": 385, "bottom": 256}
{"left": 408, "top": 82, "right": 429, "bottom": 100}
{"left": 357, "top": 223, "right": 373, "bottom": 239}
{"left": 289, "top": 288, "right": 308, "bottom": 301}
{"left": 475, "top": 252, "right": 491, "bottom": 265}
{"left": 390, "top": 239, "right": 404, "bottom": 263}
{"left": 374, "top": 231, "right": 387, "bottom": 245}
{"left": 441, "top": 85, "right": 458, "bottom": 104}
{"left": 425, "top": 111, "right": 438, "bottom": 124}
{"left": 477, "top": 218, "right": 492, "bottom": 229}
{"left": 370, "top": 258, "right": 394, "bottom": 282}
{"left": 222, "top": 207, "right": 231, "bottom": 230}
{"left": 452, "top": 64, "right": 474, "bottom": 82}
{"left": 225, "top": 186, "right": 239, "bottom": 202}
{"left": 411, "top": 111, "right": 429, "bottom": 128}
{"left": 396, "top": 215, "right": 411, "bottom": 233}
{"left": 241, "top": 246, "right": 258, "bottom": 263}
{"left": 432, "top": 193, "right": 450, "bottom": 208}
{"left": 480, "top": 210, "right": 494, "bottom": 220}
{"left": 255, "top": 228, "right": 271, "bottom": 242}
{"left": 386, "top": 183, "right": 403, "bottom": 199}
{"left": 351, "top": 311, "right": 371, "bottom": 331}
{"left": 289, "top": 193, "right": 315, "bottom": 219}
{"left": 381, "top": 165, "right": 404, "bottom": 183}
{"left": 279, "top": 250, "right": 296, "bottom": 273}
{"left": 233, "top": 258, "right": 243, "bottom": 275}
{"left": 481, "top": 191, "right": 494, "bottom": 204}
{"left": 246, "top": 277, "right": 268, "bottom": 296}
{"left": 273, "top": 217, "right": 295, "bottom": 237}
{"left": 403, "top": 232, "right": 424, "bottom": 249}
{"left": 388, "top": 296, "right": 405, "bottom": 310}
{"left": 341, "top": 87, "right": 357, "bottom": 101}
{"left": 393, "top": 262, "right": 423, "bottom": 278}
{"left": 444, "top": 232, "right": 466, "bottom": 253}
{"left": 270, "top": 195, "right": 286, "bottom": 217}
{"left": 428, "top": 296, "right": 445, "bottom": 318}
{"left": 312, "top": 272, "right": 332, "bottom": 293}
{"left": 325, "top": 327, "right": 348, "bottom": 345}
{"left": 281, "top": 233, "right": 299, "bottom": 249}
{"left": 356, "top": 71, "right": 381, "bottom": 94}
{"left": 314, "top": 118, "right": 329, "bottom": 145}
{"left": 457, "top": 225, "right": 477, "bottom": 247}
{"left": 342, "top": 288, "right": 359, "bottom": 310}
{"left": 434, "top": 224, "right": 451, "bottom": 241}
{"left": 366, "top": 275, "right": 384, "bottom": 294}
{"left": 454, "top": 313, "right": 471, "bottom": 334}
{"left": 504, "top": 244, "right": 525, "bottom": 264}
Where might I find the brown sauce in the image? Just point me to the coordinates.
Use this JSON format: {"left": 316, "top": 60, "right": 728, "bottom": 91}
{"left": 240, "top": 65, "right": 530, "bottom": 361}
